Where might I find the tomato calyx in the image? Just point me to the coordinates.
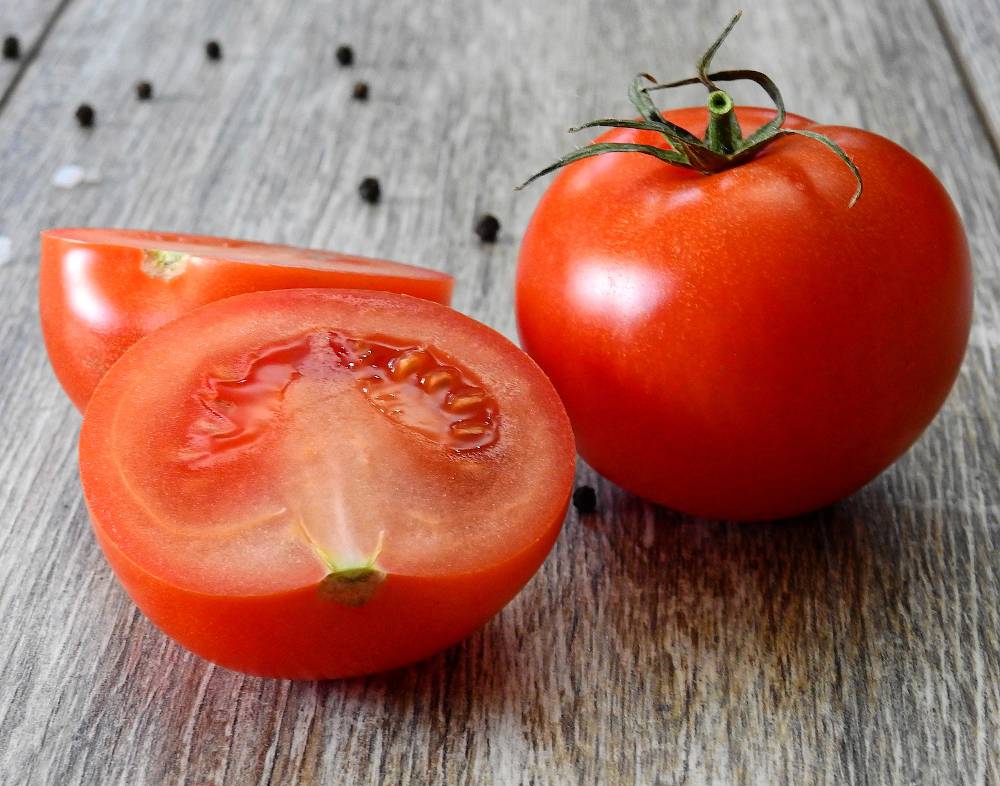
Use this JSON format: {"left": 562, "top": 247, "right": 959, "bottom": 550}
{"left": 517, "top": 11, "right": 863, "bottom": 206}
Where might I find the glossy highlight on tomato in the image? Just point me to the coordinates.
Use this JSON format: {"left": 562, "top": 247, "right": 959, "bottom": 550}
{"left": 79, "top": 289, "right": 575, "bottom": 679}
{"left": 516, "top": 106, "right": 972, "bottom": 520}
{"left": 39, "top": 228, "right": 454, "bottom": 410}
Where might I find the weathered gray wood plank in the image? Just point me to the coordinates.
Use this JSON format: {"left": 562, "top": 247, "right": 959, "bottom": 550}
{"left": 0, "top": 0, "right": 68, "bottom": 106}
{"left": 932, "top": 0, "right": 1000, "bottom": 154}
{"left": 0, "top": 0, "right": 997, "bottom": 784}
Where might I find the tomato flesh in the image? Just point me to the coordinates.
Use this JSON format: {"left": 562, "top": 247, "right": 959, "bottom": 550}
{"left": 39, "top": 228, "right": 454, "bottom": 410}
{"left": 80, "top": 289, "right": 574, "bottom": 678}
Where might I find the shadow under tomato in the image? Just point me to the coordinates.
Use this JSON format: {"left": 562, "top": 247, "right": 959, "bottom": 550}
{"left": 545, "top": 462, "right": 969, "bottom": 743}
{"left": 573, "top": 471, "right": 902, "bottom": 657}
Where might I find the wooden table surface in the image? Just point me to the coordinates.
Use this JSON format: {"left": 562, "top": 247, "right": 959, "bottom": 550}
{"left": 1, "top": 1, "right": 998, "bottom": 784}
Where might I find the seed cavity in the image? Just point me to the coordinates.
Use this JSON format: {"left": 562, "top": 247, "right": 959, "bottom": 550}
{"left": 141, "top": 248, "right": 193, "bottom": 280}
{"left": 182, "top": 335, "right": 314, "bottom": 466}
{"left": 330, "top": 333, "right": 498, "bottom": 450}
{"left": 182, "top": 330, "right": 499, "bottom": 467}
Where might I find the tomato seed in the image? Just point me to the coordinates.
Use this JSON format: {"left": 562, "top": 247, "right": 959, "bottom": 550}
{"left": 75, "top": 104, "right": 95, "bottom": 128}
{"left": 2, "top": 35, "right": 20, "bottom": 60}
{"left": 446, "top": 387, "right": 487, "bottom": 413}
{"left": 572, "top": 485, "right": 597, "bottom": 513}
{"left": 418, "top": 367, "right": 458, "bottom": 392}
{"left": 451, "top": 421, "right": 490, "bottom": 438}
{"left": 388, "top": 349, "right": 431, "bottom": 380}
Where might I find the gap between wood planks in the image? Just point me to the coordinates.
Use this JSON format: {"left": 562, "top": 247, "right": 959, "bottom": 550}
{"left": 0, "top": 0, "right": 75, "bottom": 117}
{"left": 926, "top": 0, "right": 1000, "bottom": 167}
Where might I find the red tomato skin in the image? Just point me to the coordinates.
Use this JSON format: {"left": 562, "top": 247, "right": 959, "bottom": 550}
{"left": 39, "top": 230, "right": 454, "bottom": 411}
{"left": 516, "top": 107, "right": 972, "bottom": 520}
{"left": 92, "top": 515, "right": 563, "bottom": 679}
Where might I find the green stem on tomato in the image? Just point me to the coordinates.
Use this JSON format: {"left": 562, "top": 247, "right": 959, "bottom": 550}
{"left": 704, "top": 90, "right": 742, "bottom": 155}
{"left": 516, "top": 11, "right": 863, "bottom": 206}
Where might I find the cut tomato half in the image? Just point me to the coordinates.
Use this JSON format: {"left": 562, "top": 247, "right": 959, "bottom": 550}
{"left": 39, "top": 228, "right": 454, "bottom": 410}
{"left": 79, "top": 289, "right": 575, "bottom": 679}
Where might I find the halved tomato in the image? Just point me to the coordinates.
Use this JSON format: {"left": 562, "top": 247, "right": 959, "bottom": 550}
{"left": 40, "top": 228, "right": 454, "bottom": 410}
{"left": 79, "top": 289, "right": 574, "bottom": 679}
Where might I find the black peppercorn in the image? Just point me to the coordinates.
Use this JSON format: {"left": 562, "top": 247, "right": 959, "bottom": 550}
{"left": 352, "top": 81, "right": 369, "bottom": 101}
{"left": 2, "top": 35, "right": 20, "bottom": 60}
{"left": 474, "top": 213, "right": 500, "bottom": 243}
{"left": 75, "top": 103, "right": 95, "bottom": 128}
{"left": 359, "top": 177, "right": 381, "bottom": 204}
{"left": 572, "top": 485, "right": 597, "bottom": 514}
{"left": 135, "top": 81, "right": 153, "bottom": 100}
{"left": 205, "top": 40, "right": 222, "bottom": 60}
{"left": 336, "top": 45, "right": 354, "bottom": 66}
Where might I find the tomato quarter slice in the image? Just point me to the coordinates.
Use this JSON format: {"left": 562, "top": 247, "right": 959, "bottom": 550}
{"left": 79, "top": 289, "right": 574, "bottom": 679}
{"left": 39, "top": 228, "right": 453, "bottom": 409}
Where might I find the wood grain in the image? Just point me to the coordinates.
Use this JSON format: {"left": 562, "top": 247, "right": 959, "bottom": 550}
{"left": 932, "top": 0, "right": 1000, "bottom": 154}
{"left": 0, "top": 0, "right": 997, "bottom": 784}
{"left": 0, "top": 0, "right": 67, "bottom": 102}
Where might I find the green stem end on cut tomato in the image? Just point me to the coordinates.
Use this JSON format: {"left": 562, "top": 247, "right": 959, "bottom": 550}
{"left": 516, "top": 11, "right": 862, "bottom": 207}
{"left": 313, "top": 530, "right": 387, "bottom": 607}
{"left": 318, "top": 565, "right": 386, "bottom": 607}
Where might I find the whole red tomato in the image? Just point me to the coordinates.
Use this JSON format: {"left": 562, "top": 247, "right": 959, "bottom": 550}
{"left": 516, "top": 99, "right": 971, "bottom": 520}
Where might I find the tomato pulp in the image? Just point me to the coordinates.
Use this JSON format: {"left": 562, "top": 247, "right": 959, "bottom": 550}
{"left": 79, "top": 289, "right": 575, "bottom": 679}
{"left": 39, "top": 228, "right": 454, "bottom": 410}
{"left": 516, "top": 106, "right": 972, "bottom": 520}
